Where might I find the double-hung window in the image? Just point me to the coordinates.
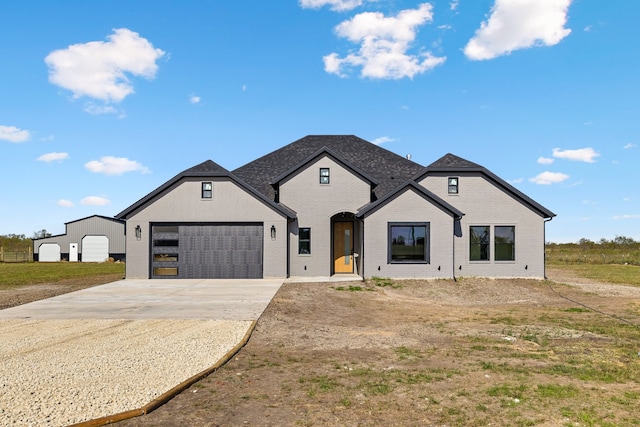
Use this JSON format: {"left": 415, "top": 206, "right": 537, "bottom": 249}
{"left": 202, "top": 182, "right": 212, "bottom": 199}
{"left": 319, "top": 168, "right": 330, "bottom": 184}
{"left": 388, "top": 222, "right": 429, "bottom": 263}
{"left": 448, "top": 177, "right": 459, "bottom": 194}
{"left": 470, "top": 226, "right": 490, "bottom": 261}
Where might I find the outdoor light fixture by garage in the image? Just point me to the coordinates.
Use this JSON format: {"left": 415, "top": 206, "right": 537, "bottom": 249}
{"left": 270, "top": 225, "right": 276, "bottom": 240}
{"left": 135, "top": 225, "right": 142, "bottom": 240}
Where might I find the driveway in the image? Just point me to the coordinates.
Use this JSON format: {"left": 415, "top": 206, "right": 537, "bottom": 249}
{"left": 0, "top": 278, "right": 284, "bottom": 320}
{"left": 0, "top": 278, "right": 284, "bottom": 426}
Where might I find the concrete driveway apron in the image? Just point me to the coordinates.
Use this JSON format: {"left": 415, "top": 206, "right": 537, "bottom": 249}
{"left": 0, "top": 279, "right": 284, "bottom": 320}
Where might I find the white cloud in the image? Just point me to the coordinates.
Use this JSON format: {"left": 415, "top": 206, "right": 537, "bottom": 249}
{"left": 537, "top": 156, "right": 554, "bottom": 165}
{"left": 624, "top": 143, "right": 636, "bottom": 149}
{"left": 508, "top": 177, "right": 524, "bottom": 184}
{"left": 85, "top": 156, "right": 150, "bottom": 175}
{"left": 84, "top": 103, "right": 119, "bottom": 115}
{"left": 189, "top": 95, "right": 201, "bottom": 104}
{"left": 45, "top": 28, "right": 165, "bottom": 103}
{"left": 0, "top": 125, "right": 31, "bottom": 143}
{"left": 613, "top": 214, "right": 640, "bottom": 220}
{"left": 372, "top": 136, "right": 395, "bottom": 145}
{"left": 81, "top": 196, "right": 110, "bottom": 206}
{"left": 299, "top": 0, "right": 364, "bottom": 12}
{"left": 529, "top": 171, "right": 569, "bottom": 185}
{"left": 323, "top": 3, "right": 446, "bottom": 79}
{"left": 464, "top": 0, "right": 572, "bottom": 61}
{"left": 57, "top": 199, "right": 74, "bottom": 207}
{"left": 552, "top": 147, "right": 600, "bottom": 163}
{"left": 37, "top": 152, "right": 69, "bottom": 162}
{"left": 242, "top": 85, "right": 248, "bottom": 91}
{"left": 450, "top": 0, "right": 459, "bottom": 11}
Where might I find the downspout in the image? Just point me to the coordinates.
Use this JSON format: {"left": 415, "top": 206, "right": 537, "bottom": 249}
{"left": 543, "top": 217, "right": 553, "bottom": 279}
{"left": 452, "top": 217, "right": 457, "bottom": 282}
{"left": 359, "top": 217, "right": 365, "bottom": 281}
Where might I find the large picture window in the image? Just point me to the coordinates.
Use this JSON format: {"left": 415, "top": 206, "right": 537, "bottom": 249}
{"left": 470, "top": 226, "right": 490, "bottom": 261}
{"left": 298, "top": 228, "right": 311, "bottom": 254}
{"left": 495, "top": 226, "right": 515, "bottom": 261}
{"left": 388, "top": 223, "right": 429, "bottom": 263}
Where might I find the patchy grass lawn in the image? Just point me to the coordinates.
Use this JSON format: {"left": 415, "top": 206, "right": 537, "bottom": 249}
{"left": 0, "top": 262, "right": 124, "bottom": 290}
{"left": 547, "top": 262, "right": 640, "bottom": 286}
{"left": 118, "top": 270, "right": 640, "bottom": 427}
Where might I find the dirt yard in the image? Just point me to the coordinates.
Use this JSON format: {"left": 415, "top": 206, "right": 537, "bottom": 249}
{"left": 0, "top": 273, "right": 124, "bottom": 310}
{"left": 111, "top": 269, "right": 640, "bottom": 427}
{"left": 2, "top": 269, "right": 639, "bottom": 426}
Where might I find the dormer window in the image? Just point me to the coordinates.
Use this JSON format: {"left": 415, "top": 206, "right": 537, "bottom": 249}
{"left": 448, "top": 177, "right": 459, "bottom": 194}
{"left": 202, "top": 182, "right": 212, "bottom": 198}
{"left": 320, "top": 168, "right": 330, "bottom": 184}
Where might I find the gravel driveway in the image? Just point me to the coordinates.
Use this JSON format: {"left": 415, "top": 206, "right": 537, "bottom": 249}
{"left": 0, "top": 279, "right": 283, "bottom": 426}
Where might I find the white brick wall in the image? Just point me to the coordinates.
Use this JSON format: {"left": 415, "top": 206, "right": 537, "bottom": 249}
{"left": 280, "top": 156, "right": 370, "bottom": 277}
{"left": 420, "top": 173, "right": 547, "bottom": 278}
{"left": 362, "top": 188, "right": 456, "bottom": 279}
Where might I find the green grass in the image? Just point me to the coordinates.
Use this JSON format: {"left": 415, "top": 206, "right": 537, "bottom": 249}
{"left": 334, "top": 285, "right": 369, "bottom": 292}
{"left": 548, "top": 263, "right": 640, "bottom": 286}
{"left": 371, "top": 277, "right": 402, "bottom": 289}
{"left": 546, "top": 242, "right": 640, "bottom": 266}
{"left": 0, "top": 262, "right": 125, "bottom": 289}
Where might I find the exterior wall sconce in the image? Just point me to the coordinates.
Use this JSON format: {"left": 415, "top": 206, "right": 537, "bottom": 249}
{"left": 135, "top": 225, "right": 142, "bottom": 240}
{"left": 270, "top": 225, "right": 276, "bottom": 240}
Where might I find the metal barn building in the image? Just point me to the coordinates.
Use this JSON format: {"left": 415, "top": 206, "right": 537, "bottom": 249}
{"left": 33, "top": 215, "right": 125, "bottom": 262}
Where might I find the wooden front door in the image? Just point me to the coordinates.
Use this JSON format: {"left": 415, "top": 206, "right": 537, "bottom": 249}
{"left": 333, "top": 222, "right": 354, "bottom": 274}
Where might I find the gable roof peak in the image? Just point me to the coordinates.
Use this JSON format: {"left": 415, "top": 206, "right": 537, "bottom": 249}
{"left": 428, "top": 153, "right": 482, "bottom": 169}
{"left": 182, "top": 159, "right": 230, "bottom": 176}
{"left": 232, "top": 134, "right": 425, "bottom": 200}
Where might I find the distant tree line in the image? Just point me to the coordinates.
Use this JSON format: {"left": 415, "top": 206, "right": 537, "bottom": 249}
{"left": 546, "top": 236, "right": 639, "bottom": 248}
{"left": 0, "top": 230, "right": 52, "bottom": 251}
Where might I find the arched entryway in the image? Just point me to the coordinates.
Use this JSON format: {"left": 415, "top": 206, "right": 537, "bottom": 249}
{"left": 331, "top": 212, "right": 361, "bottom": 275}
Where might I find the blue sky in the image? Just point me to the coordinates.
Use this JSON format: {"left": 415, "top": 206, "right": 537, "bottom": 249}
{"left": 1, "top": 0, "right": 638, "bottom": 243}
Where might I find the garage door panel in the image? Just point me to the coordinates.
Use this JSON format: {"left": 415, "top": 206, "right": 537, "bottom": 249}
{"left": 152, "top": 223, "right": 263, "bottom": 279}
{"left": 82, "top": 236, "right": 109, "bottom": 262}
{"left": 39, "top": 243, "right": 61, "bottom": 262}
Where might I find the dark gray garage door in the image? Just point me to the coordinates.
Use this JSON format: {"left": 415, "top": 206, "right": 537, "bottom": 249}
{"left": 151, "top": 223, "right": 263, "bottom": 279}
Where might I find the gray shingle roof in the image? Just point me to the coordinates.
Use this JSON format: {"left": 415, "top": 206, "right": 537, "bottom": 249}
{"left": 232, "top": 135, "right": 424, "bottom": 200}
{"left": 116, "top": 160, "right": 295, "bottom": 220}
{"left": 426, "top": 153, "right": 483, "bottom": 169}
{"left": 270, "top": 146, "right": 380, "bottom": 188}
